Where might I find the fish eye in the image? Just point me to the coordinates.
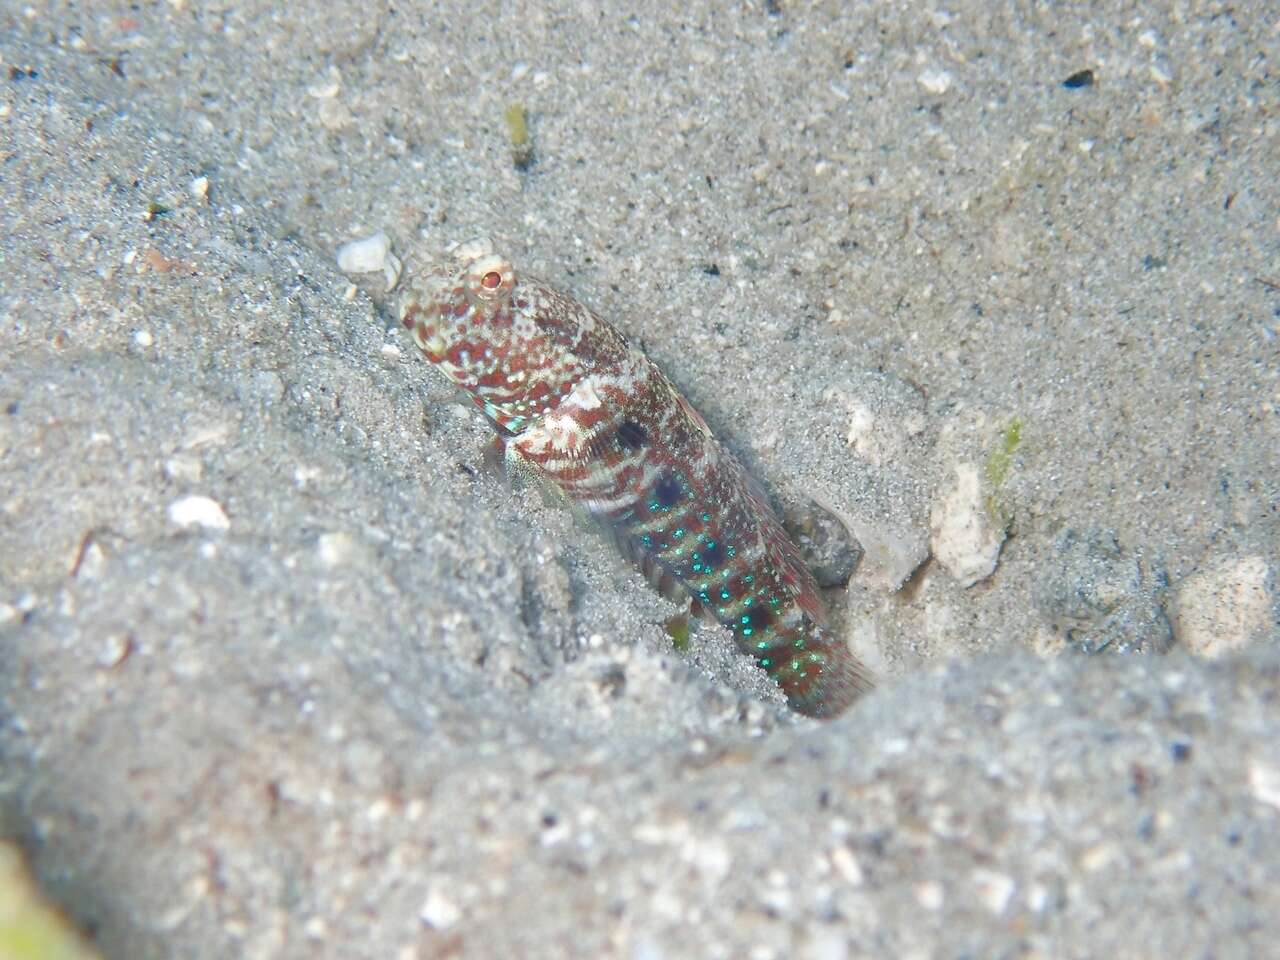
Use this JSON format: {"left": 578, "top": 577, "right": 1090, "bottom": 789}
{"left": 467, "top": 253, "right": 514, "bottom": 303}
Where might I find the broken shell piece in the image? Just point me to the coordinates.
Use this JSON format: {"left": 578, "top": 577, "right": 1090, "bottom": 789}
{"left": 168, "top": 495, "right": 230, "bottom": 531}
{"left": 336, "top": 232, "right": 402, "bottom": 291}
{"left": 930, "top": 463, "right": 1006, "bottom": 588}
{"left": 1170, "top": 555, "right": 1275, "bottom": 658}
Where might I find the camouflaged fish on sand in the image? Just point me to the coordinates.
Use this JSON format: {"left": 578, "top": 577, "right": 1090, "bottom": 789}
{"left": 397, "top": 238, "right": 873, "bottom": 717}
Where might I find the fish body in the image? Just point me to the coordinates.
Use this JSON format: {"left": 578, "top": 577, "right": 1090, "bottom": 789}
{"left": 398, "top": 238, "right": 873, "bottom": 717}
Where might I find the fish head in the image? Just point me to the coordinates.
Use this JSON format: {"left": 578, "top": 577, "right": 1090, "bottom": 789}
{"left": 399, "top": 237, "right": 590, "bottom": 433}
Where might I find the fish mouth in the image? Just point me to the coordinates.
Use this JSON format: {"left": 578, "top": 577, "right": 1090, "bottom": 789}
{"left": 400, "top": 296, "right": 447, "bottom": 360}
{"left": 398, "top": 237, "right": 499, "bottom": 364}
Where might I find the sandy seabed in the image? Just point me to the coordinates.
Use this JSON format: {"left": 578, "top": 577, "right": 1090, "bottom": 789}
{"left": 1, "top": 3, "right": 1277, "bottom": 958}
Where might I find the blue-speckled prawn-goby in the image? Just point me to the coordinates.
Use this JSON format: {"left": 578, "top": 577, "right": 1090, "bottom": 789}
{"left": 397, "top": 238, "right": 873, "bottom": 717}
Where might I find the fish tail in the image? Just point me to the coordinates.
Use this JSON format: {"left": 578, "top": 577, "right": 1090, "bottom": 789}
{"left": 757, "top": 622, "right": 874, "bottom": 719}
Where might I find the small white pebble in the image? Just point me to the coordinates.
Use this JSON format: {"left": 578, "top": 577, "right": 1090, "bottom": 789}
{"left": 303, "top": 916, "right": 327, "bottom": 939}
{"left": 759, "top": 883, "right": 792, "bottom": 914}
{"left": 882, "top": 737, "right": 910, "bottom": 756}
{"left": 307, "top": 79, "right": 341, "bottom": 99}
{"left": 917, "top": 68, "right": 953, "bottom": 94}
{"left": 133, "top": 329, "right": 154, "bottom": 347}
{"left": 190, "top": 176, "right": 209, "bottom": 199}
{"left": 915, "top": 880, "right": 945, "bottom": 910}
{"left": 687, "top": 836, "right": 732, "bottom": 886}
{"left": 1249, "top": 760, "right": 1280, "bottom": 810}
{"left": 316, "top": 531, "right": 357, "bottom": 568}
{"left": 1079, "top": 842, "right": 1119, "bottom": 872}
{"left": 419, "top": 887, "right": 461, "bottom": 930}
{"left": 294, "top": 465, "right": 323, "bottom": 489}
{"left": 539, "top": 819, "right": 571, "bottom": 847}
{"left": 336, "top": 232, "right": 402, "bottom": 290}
{"left": 829, "top": 845, "right": 864, "bottom": 885}
{"left": 69, "top": 538, "right": 108, "bottom": 579}
{"left": 168, "top": 495, "right": 230, "bottom": 531}
{"left": 971, "top": 868, "right": 1015, "bottom": 915}
{"left": 337, "top": 232, "right": 390, "bottom": 273}
{"left": 97, "top": 633, "right": 133, "bottom": 669}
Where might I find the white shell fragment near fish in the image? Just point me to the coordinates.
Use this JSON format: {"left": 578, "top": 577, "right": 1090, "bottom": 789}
{"left": 168, "top": 495, "right": 230, "bottom": 531}
{"left": 336, "top": 232, "right": 402, "bottom": 291}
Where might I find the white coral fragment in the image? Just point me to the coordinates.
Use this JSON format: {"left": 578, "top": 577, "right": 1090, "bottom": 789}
{"left": 930, "top": 464, "right": 1005, "bottom": 588}
{"left": 168, "top": 495, "right": 230, "bottom": 531}
{"left": 1171, "top": 555, "right": 1274, "bottom": 657}
{"left": 336, "top": 232, "right": 402, "bottom": 291}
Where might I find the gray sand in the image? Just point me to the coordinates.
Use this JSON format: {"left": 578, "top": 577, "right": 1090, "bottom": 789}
{"left": 2, "top": 2, "right": 1277, "bottom": 957}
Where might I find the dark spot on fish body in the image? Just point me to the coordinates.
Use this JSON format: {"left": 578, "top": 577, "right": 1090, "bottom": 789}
{"left": 653, "top": 472, "right": 682, "bottom": 509}
{"left": 739, "top": 605, "right": 773, "bottom": 636}
{"left": 615, "top": 419, "right": 647, "bottom": 451}
{"left": 699, "top": 541, "right": 726, "bottom": 570}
